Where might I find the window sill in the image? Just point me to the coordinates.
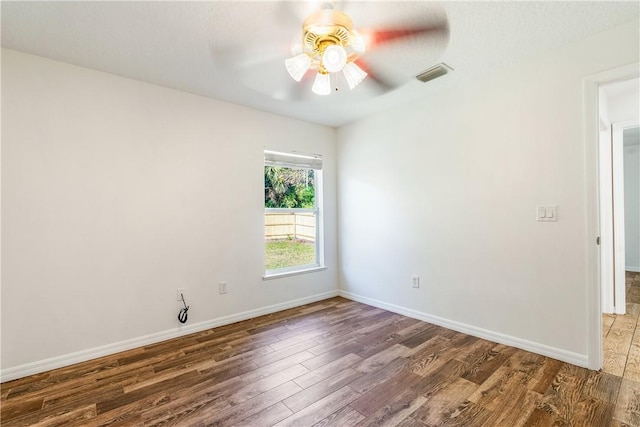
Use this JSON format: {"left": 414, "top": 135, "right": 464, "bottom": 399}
{"left": 263, "top": 266, "right": 327, "bottom": 281}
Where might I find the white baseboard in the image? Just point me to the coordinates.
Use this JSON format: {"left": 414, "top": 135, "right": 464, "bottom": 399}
{"left": 339, "top": 290, "right": 588, "bottom": 368}
{"left": 1, "top": 290, "right": 339, "bottom": 383}
{"left": 626, "top": 266, "right": 640, "bottom": 273}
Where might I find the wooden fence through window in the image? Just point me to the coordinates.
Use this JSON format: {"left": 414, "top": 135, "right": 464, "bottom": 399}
{"left": 265, "top": 212, "right": 316, "bottom": 242}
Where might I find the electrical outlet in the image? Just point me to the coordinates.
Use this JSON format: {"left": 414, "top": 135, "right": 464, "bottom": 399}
{"left": 412, "top": 276, "right": 420, "bottom": 289}
{"left": 219, "top": 281, "right": 228, "bottom": 295}
{"left": 177, "top": 288, "right": 186, "bottom": 301}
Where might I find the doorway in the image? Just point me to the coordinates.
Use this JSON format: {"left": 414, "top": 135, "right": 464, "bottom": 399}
{"left": 584, "top": 63, "right": 639, "bottom": 371}
{"left": 598, "top": 78, "right": 640, "bottom": 377}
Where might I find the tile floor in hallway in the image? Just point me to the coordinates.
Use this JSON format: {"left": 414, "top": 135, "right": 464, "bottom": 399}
{"left": 603, "top": 271, "right": 640, "bottom": 380}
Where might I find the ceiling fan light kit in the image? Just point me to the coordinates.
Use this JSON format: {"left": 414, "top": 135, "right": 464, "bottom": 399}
{"left": 312, "top": 72, "right": 332, "bottom": 95}
{"left": 285, "top": 5, "right": 368, "bottom": 95}
{"left": 285, "top": 54, "right": 312, "bottom": 82}
{"left": 343, "top": 61, "right": 367, "bottom": 90}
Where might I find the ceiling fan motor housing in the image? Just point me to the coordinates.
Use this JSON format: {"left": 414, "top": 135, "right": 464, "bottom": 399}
{"left": 302, "top": 9, "right": 361, "bottom": 71}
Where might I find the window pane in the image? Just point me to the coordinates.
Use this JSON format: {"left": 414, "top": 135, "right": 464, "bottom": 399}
{"left": 264, "top": 166, "right": 314, "bottom": 208}
{"left": 265, "top": 211, "right": 317, "bottom": 271}
{"left": 264, "top": 160, "right": 321, "bottom": 274}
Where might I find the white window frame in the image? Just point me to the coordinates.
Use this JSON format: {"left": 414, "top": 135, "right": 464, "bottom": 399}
{"left": 263, "top": 151, "right": 325, "bottom": 279}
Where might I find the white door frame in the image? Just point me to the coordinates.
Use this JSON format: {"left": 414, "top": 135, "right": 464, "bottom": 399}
{"left": 584, "top": 62, "right": 639, "bottom": 370}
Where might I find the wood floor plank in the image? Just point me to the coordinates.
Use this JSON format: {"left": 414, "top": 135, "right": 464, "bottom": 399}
{"left": 135, "top": 374, "right": 243, "bottom": 425}
{"left": 349, "top": 357, "right": 409, "bottom": 394}
{"left": 571, "top": 397, "right": 616, "bottom": 427}
{"left": 467, "top": 356, "right": 540, "bottom": 412}
{"left": 0, "top": 396, "right": 44, "bottom": 423}
{"left": 227, "top": 364, "right": 309, "bottom": 405}
{"left": 240, "top": 350, "right": 315, "bottom": 383}
{"left": 89, "top": 391, "right": 177, "bottom": 426}
{"left": 399, "top": 325, "right": 442, "bottom": 349}
{"left": 461, "top": 343, "right": 517, "bottom": 385}
{"left": 410, "top": 376, "right": 478, "bottom": 426}
{"left": 356, "top": 389, "right": 427, "bottom": 427}
{"left": 395, "top": 417, "right": 428, "bottom": 427}
{"left": 613, "top": 378, "right": 640, "bottom": 426}
{"left": 625, "top": 344, "right": 640, "bottom": 377}
{"left": 27, "top": 403, "right": 96, "bottom": 427}
{"left": 633, "top": 327, "right": 640, "bottom": 347}
{"left": 627, "top": 303, "right": 640, "bottom": 317}
{"left": 355, "top": 344, "right": 408, "bottom": 374}
{"left": 2, "top": 373, "right": 51, "bottom": 400}
{"left": 307, "top": 312, "right": 393, "bottom": 353}
{"left": 301, "top": 341, "right": 365, "bottom": 371}
{"left": 253, "top": 339, "right": 319, "bottom": 367}
{"left": 232, "top": 402, "right": 293, "bottom": 427}
{"left": 604, "top": 350, "right": 628, "bottom": 377}
{"left": 294, "top": 353, "right": 362, "bottom": 389}
{"left": 355, "top": 318, "right": 422, "bottom": 359}
{"left": 411, "top": 359, "right": 468, "bottom": 398}
{"left": 533, "top": 363, "right": 591, "bottom": 425}
{"left": 312, "top": 405, "right": 365, "bottom": 427}
{"left": 529, "top": 357, "right": 563, "bottom": 394}
{"left": 605, "top": 315, "right": 637, "bottom": 355}
{"left": 275, "top": 320, "right": 331, "bottom": 340}
{"left": 283, "top": 368, "right": 362, "bottom": 413}
{"left": 583, "top": 370, "right": 623, "bottom": 404}
{"left": 605, "top": 314, "right": 617, "bottom": 336}
{"left": 181, "top": 380, "right": 303, "bottom": 426}
{"left": 269, "top": 329, "right": 331, "bottom": 352}
{"left": 96, "top": 370, "right": 201, "bottom": 415}
{"left": 406, "top": 335, "right": 454, "bottom": 377}
{"left": 274, "top": 385, "right": 360, "bottom": 427}
{"left": 479, "top": 388, "right": 540, "bottom": 427}
{"left": 428, "top": 400, "right": 492, "bottom": 427}
{"left": 350, "top": 369, "right": 423, "bottom": 417}
{"left": 624, "top": 368, "right": 640, "bottom": 383}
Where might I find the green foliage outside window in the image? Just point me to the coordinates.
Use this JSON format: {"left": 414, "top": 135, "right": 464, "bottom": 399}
{"left": 264, "top": 166, "right": 315, "bottom": 208}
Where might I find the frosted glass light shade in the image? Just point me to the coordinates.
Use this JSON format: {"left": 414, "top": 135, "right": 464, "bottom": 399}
{"left": 290, "top": 34, "right": 303, "bottom": 55}
{"left": 312, "top": 72, "right": 331, "bottom": 95}
{"left": 285, "top": 54, "right": 311, "bottom": 82}
{"left": 322, "top": 45, "right": 347, "bottom": 73}
{"left": 351, "top": 33, "right": 366, "bottom": 54}
{"left": 343, "top": 62, "right": 367, "bottom": 89}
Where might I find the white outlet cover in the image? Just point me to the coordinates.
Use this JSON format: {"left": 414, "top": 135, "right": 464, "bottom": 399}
{"left": 412, "top": 276, "right": 420, "bottom": 288}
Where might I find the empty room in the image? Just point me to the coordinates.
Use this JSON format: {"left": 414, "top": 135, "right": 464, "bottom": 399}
{"left": 2, "top": 1, "right": 640, "bottom": 426}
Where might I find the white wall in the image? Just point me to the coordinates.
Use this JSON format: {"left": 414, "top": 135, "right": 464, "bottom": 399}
{"left": 624, "top": 131, "right": 640, "bottom": 271}
{"left": 1, "top": 49, "right": 338, "bottom": 375}
{"left": 337, "top": 20, "right": 639, "bottom": 363}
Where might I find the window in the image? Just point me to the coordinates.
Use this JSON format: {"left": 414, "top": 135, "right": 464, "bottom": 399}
{"left": 264, "top": 150, "right": 323, "bottom": 277}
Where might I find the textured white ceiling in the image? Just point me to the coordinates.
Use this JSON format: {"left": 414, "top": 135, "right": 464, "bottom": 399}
{"left": 2, "top": 1, "right": 639, "bottom": 127}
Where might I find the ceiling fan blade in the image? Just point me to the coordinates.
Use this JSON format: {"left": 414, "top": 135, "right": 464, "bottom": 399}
{"left": 365, "top": 22, "right": 449, "bottom": 49}
{"left": 210, "top": 43, "right": 288, "bottom": 70}
{"left": 276, "top": 1, "right": 320, "bottom": 27}
{"left": 207, "top": 1, "right": 298, "bottom": 70}
{"left": 355, "top": 59, "right": 394, "bottom": 92}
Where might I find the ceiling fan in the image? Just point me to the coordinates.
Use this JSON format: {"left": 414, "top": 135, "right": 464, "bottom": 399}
{"left": 210, "top": 1, "right": 450, "bottom": 100}
{"left": 283, "top": 1, "right": 449, "bottom": 96}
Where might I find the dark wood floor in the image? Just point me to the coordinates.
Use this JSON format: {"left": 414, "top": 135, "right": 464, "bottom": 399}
{"left": 2, "top": 297, "right": 640, "bottom": 426}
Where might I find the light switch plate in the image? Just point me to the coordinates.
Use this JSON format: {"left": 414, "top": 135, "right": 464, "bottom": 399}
{"left": 537, "top": 206, "right": 558, "bottom": 222}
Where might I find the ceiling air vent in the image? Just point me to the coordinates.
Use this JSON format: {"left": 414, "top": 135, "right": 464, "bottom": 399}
{"left": 415, "top": 63, "right": 453, "bottom": 83}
